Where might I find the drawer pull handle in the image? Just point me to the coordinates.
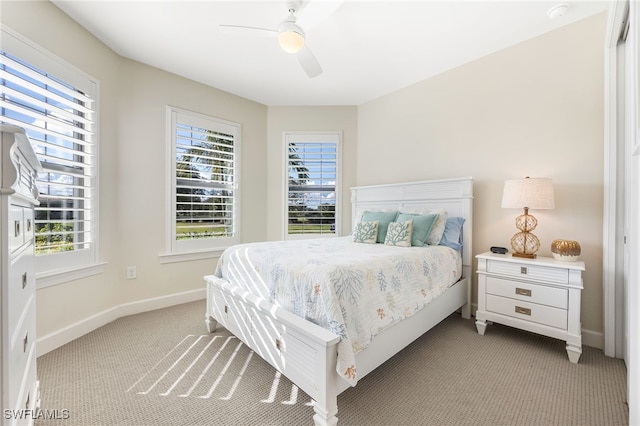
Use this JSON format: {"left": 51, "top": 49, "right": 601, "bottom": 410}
{"left": 15, "top": 220, "right": 21, "bottom": 237}
{"left": 27, "top": 219, "right": 32, "bottom": 232}
{"left": 23, "top": 333, "right": 28, "bottom": 353}
{"left": 520, "top": 267, "right": 527, "bottom": 274}
{"left": 275, "top": 338, "right": 282, "bottom": 351}
{"left": 224, "top": 305, "right": 228, "bottom": 314}
{"left": 22, "top": 272, "right": 27, "bottom": 289}
{"left": 515, "top": 287, "right": 531, "bottom": 297}
{"left": 515, "top": 306, "right": 531, "bottom": 316}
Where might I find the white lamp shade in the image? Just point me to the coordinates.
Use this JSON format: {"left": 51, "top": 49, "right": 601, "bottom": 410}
{"left": 501, "top": 177, "right": 555, "bottom": 209}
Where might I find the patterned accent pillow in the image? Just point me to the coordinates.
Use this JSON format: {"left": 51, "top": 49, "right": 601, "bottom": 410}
{"left": 384, "top": 220, "right": 413, "bottom": 247}
{"left": 353, "top": 221, "right": 379, "bottom": 244}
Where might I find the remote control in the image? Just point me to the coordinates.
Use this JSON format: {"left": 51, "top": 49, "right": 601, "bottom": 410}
{"left": 490, "top": 246, "right": 508, "bottom": 254}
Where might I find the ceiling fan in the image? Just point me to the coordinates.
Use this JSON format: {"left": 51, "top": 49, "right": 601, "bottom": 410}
{"left": 219, "top": 3, "right": 327, "bottom": 78}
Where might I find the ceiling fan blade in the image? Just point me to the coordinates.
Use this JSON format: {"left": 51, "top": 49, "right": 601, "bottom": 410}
{"left": 297, "top": 46, "right": 322, "bottom": 78}
{"left": 297, "top": 0, "right": 344, "bottom": 30}
{"left": 218, "top": 24, "right": 277, "bottom": 37}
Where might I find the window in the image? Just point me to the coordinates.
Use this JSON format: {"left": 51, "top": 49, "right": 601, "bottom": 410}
{"left": 285, "top": 132, "right": 341, "bottom": 239}
{"left": 1, "top": 29, "right": 98, "bottom": 278}
{"left": 167, "top": 107, "right": 240, "bottom": 255}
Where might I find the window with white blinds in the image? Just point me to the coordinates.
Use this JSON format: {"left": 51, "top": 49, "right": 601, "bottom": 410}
{"left": 0, "top": 36, "right": 98, "bottom": 274}
{"left": 285, "top": 132, "right": 341, "bottom": 239}
{"left": 168, "top": 108, "right": 240, "bottom": 253}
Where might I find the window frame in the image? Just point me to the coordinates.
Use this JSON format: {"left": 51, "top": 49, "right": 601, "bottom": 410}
{"left": 163, "top": 106, "right": 241, "bottom": 261}
{"left": 283, "top": 131, "right": 342, "bottom": 240}
{"left": 1, "top": 26, "right": 102, "bottom": 287}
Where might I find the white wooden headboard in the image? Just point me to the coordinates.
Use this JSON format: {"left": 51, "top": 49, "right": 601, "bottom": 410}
{"left": 350, "top": 177, "right": 474, "bottom": 279}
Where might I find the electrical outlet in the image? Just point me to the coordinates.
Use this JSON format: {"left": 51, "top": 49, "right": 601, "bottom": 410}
{"left": 126, "top": 266, "right": 137, "bottom": 279}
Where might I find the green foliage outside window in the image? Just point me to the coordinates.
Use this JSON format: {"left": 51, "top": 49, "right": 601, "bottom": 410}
{"left": 35, "top": 222, "right": 74, "bottom": 254}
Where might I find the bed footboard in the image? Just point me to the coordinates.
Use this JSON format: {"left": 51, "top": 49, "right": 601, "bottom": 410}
{"left": 205, "top": 275, "right": 342, "bottom": 426}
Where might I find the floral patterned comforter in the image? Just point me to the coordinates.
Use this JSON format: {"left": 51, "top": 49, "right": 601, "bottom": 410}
{"left": 214, "top": 236, "right": 462, "bottom": 385}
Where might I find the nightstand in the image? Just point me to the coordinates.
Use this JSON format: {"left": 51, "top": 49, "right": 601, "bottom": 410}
{"left": 475, "top": 252, "right": 585, "bottom": 363}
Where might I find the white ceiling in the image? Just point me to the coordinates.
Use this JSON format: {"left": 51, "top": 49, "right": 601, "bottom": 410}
{"left": 51, "top": 0, "right": 610, "bottom": 106}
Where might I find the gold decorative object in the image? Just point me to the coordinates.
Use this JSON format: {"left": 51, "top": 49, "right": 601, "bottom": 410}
{"left": 551, "top": 239, "right": 581, "bottom": 261}
{"left": 501, "top": 177, "right": 555, "bottom": 259}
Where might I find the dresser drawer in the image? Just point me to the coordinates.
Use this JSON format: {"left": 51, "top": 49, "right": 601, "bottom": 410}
{"left": 7, "top": 296, "right": 36, "bottom": 412}
{"left": 486, "top": 259, "right": 568, "bottom": 284}
{"left": 23, "top": 207, "right": 34, "bottom": 243}
{"left": 486, "top": 294, "right": 568, "bottom": 330}
{"left": 486, "top": 276, "right": 568, "bottom": 309}
{"left": 8, "top": 249, "right": 35, "bottom": 333}
{"left": 8, "top": 204, "right": 25, "bottom": 253}
{"left": 20, "top": 355, "right": 39, "bottom": 413}
{"left": 2, "top": 126, "right": 42, "bottom": 418}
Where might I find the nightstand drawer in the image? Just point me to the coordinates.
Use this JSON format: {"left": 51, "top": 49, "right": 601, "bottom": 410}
{"left": 486, "top": 277, "right": 568, "bottom": 309}
{"left": 486, "top": 294, "right": 568, "bottom": 330}
{"left": 487, "top": 259, "right": 568, "bottom": 284}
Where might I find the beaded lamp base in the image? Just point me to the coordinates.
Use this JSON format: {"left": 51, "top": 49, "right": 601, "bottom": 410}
{"left": 510, "top": 208, "right": 540, "bottom": 258}
{"left": 511, "top": 231, "right": 540, "bottom": 258}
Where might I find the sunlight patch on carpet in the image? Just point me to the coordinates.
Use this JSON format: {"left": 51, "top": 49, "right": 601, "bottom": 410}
{"left": 126, "top": 334, "right": 313, "bottom": 406}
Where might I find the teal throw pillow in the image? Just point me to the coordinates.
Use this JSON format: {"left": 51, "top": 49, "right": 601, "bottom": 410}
{"left": 361, "top": 210, "right": 399, "bottom": 243}
{"left": 396, "top": 213, "right": 438, "bottom": 247}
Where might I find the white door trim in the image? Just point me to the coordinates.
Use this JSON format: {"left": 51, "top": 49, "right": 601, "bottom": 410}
{"left": 603, "top": 0, "right": 629, "bottom": 359}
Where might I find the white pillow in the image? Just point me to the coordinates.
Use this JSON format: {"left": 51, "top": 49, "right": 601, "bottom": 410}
{"left": 398, "top": 207, "right": 448, "bottom": 245}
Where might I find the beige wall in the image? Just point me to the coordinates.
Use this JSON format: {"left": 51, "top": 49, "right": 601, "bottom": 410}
{"left": 114, "top": 58, "right": 267, "bottom": 305}
{"left": 357, "top": 13, "right": 606, "bottom": 335}
{"left": 2, "top": 1, "right": 607, "bottom": 345}
{"left": 1, "top": 1, "right": 267, "bottom": 338}
{"left": 266, "top": 107, "right": 358, "bottom": 240}
{"left": 2, "top": 0, "right": 123, "bottom": 336}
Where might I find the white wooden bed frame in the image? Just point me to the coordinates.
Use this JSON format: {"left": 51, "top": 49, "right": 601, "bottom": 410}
{"left": 204, "top": 177, "right": 473, "bottom": 425}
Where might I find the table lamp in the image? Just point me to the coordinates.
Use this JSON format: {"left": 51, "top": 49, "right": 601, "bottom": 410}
{"left": 501, "top": 177, "right": 555, "bottom": 258}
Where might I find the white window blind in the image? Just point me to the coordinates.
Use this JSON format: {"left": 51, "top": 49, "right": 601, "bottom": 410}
{"left": 285, "top": 132, "right": 341, "bottom": 239}
{"left": 0, "top": 49, "right": 96, "bottom": 262}
{"left": 169, "top": 108, "right": 240, "bottom": 253}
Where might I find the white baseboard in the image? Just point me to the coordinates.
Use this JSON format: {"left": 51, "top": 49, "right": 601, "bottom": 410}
{"left": 37, "top": 292, "right": 605, "bottom": 358}
{"left": 36, "top": 288, "right": 206, "bottom": 357}
{"left": 581, "top": 328, "right": 604, "bottom": 350}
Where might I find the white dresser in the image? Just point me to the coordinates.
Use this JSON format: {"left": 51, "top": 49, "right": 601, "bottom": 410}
{"left": 475, "top": 251, "right": 585, "bottom": 363}
{"left": 1, "top": 125, "right": 42, "bottom": 423}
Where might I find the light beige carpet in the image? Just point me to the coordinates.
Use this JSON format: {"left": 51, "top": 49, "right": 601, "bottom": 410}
{"left": 35, "top": 300, "right": 628, "bottom": 425}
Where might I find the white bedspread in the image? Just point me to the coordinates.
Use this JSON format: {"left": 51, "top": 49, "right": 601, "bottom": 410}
{"left": 214, "top": 236, "right": 462, "bottom": 385}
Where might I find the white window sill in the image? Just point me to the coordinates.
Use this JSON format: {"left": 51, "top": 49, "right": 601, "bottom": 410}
{"left": 36, "top": 262, "right": 107, "bottom": 289}
{"left": 158, "top": 248, "right": 226, "bottom": 264}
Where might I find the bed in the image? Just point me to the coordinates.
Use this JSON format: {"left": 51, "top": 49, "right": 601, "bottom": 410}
{"left": 204, "top": 177, "right": 473, "bottom": 425}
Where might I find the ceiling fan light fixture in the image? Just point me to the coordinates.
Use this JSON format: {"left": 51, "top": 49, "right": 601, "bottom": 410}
{"left": 547, "top": 3, "right": 569, "bottom": 19}
{"left": 277, "top": 21, "right": 305, "bottom": 53}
